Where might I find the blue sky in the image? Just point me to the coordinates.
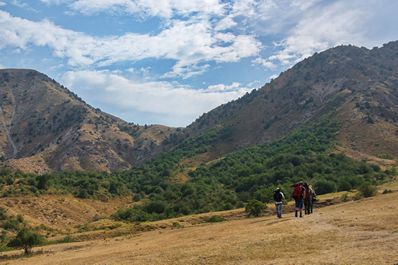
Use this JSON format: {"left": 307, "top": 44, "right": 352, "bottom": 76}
{"left": 1, "top": 0, "right": 398, "bottom": 127}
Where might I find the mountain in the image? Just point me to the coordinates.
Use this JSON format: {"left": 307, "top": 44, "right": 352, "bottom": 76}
{"left": 2, "top": 41, "right": 398, "bottom": 174}
{"left": 0, "top": 69, "right": 174, "bottom": 173}
{"left": 177, "top": 41, "right": 398, "bottom": 161}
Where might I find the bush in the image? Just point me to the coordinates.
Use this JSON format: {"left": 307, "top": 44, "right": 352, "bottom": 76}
{"left": 337, "top": 180, "right": 352, "bottom": 192}
{"left": 36, "top": 175, "right": 49, "bottom": 190}
{"left": 382, "top": 189, "right": 392, "bottom": 194}
{"left": 3, "top": 218, "right": 23, "bottom": 231}
{"left": 340, "top": 193, "right": 349, "bottom": 202}
{"left": 358, "top": 183, "right": 377, "bottom": 198}
{"left": 0, "top": 207, "right": 7, "bottom": 220}
{"left": 314, "top": 179, "right": 337, "bottom": 195}
{"left": 144, "top": 201, "right": 166, "bottom": 214}
{"left": 245, "top": 200, "right": 266, "bottom": 217}
{"left": 206, "top": 215, "right": 225, "bottom": 223}
{"left": 113, "top": 207, "right": 151, "bottom": 222}
{"left": 8, "top": 228, "right": 44, "bottom": 255}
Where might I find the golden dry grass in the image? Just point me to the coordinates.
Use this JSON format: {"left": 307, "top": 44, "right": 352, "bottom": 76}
{"left": 0, "top": 195, "right": 132, "bottom": 233}
{"left": 1, "top": 187, "right": 397, "bottom": 265}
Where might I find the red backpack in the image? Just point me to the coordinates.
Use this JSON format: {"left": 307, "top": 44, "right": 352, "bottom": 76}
{"left": 293, "top": 184, "right": 303, "bottom": 199}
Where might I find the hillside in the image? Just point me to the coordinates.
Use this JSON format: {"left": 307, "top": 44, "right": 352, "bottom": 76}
{"left": 1, "top": 185, "right": 397, "bottom": 264}
{"left": 175, "top": 41, "right": 398, "bottom": 160}
{"left": 0, "top": 69, "right": 174, "bottom": 173}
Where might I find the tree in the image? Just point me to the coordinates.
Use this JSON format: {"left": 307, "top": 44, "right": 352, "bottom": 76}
{"left": 245, "top": 200, "right": 267, "bottom": 217}
{"left": 36, "top": 175, "right": 49, "bottom": 190}
{"left": 314, "top": 179, "right": 336, "bottom": 195}
{"left": 358, "top": 183, "right": 377, "bottom": 197}
{"left": 8, "top": 228, "right": 43, "bottom": 255}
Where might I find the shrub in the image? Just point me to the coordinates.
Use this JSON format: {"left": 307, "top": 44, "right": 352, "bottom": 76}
{"left": 245, "top": 200, "right": 266, "bottom": 217}
{"left": 314, "top": 179, "right": 336, "bottom": 195}
{"left": 172, "top": 222, "right": 183, "bottom": 229}
{"left": 206, "top": 215, "right": 225, "bottom": 223}
{"left": 3, "top": 218, "right": 23, "bottom": 231}
{"left": 337, "top": 180, "right": 352, "bottom": 192}
{"left": 382, "top": 189, "right": 392, "bottom": 194}
{"left": 36, "top": 175, "right": 49, "bottom": 190}
{"left": 340, "top": 193, "right": 349, "bottom": 202}
{"left": 0, "top": 207, "right": 7, "bottom": 220}
{"left": 113, "top": 207, "right": 151, "bottom": 222}
{"left": 358, "top": 183, "right": 377, "bottom": 198}
{"left": 144, "top": 201, "right": 166, "bottom": 214}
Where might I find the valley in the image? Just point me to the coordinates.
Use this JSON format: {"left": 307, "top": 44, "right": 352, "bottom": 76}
{"left": 1, "top": 41, "right": 398, "bottom": 264}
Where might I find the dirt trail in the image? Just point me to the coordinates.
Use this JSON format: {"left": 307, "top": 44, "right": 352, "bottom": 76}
{"left": 1, "top": 191, "right": 398, "bottom": 265}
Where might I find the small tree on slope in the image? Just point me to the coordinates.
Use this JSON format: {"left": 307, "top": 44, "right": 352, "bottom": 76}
{"left": 8, "top": 228, "right": 43, "bottom": 255}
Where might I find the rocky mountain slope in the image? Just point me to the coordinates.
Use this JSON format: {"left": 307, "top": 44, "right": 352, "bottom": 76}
{"left": 177, "top": 41, "right": 398, "bottom": 161}
{"left": 0, "top": 69, "right": 174, "bottom": 173}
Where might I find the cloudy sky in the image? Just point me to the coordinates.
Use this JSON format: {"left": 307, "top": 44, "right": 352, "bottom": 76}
{"left": 0, "top": 0, "right": 397, "bottom": 126}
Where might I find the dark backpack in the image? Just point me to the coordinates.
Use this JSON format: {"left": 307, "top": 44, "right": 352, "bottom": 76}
{"left": 293, "top": 185, "right": 303, "bottom": 199}
{"left": 274, "top": 191, "right": 283, "bottom": 202}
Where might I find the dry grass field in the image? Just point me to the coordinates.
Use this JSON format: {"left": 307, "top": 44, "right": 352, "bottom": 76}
{"left": 0, "top": 183, "right": 397, "bottom": 265}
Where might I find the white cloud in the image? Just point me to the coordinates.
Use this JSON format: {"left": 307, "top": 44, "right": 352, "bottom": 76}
{"left": 62, "top": 70, "right": 253, "bottom": 126}
{"left": 0, "top": 11, "right": 261, "bottom": 77}
{"left": 252, "top": 57, "right": 276, "bottom": 69}
{"left": 215, "top": 16, "right": 237, "bottom": 31}
{"left": 245, "top": 0, "right": 398, "bottom": 67}
{"left": 268, "top": 1, "right": 367, "bottom": 65}
{"left": 207, "top": 82, "right": 241, "bottom": 92}
{"left": 41, "top": 0, "right": 225, "bottom": 18}
{"left": 0, "top": 1, "right": 5, "bottom": 6}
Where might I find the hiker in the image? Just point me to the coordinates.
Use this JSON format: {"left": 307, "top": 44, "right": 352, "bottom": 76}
{"left": 273, "top": 188, "right": 285, "bottom": 218}
{"left": 292, "top": 182, "right": 305, "bottom": 218}
{"left": 309, "top": 184, "right": 316, "bottom": 213}
{"left": 303, "top": 182, "right": 316, "bottom": 215}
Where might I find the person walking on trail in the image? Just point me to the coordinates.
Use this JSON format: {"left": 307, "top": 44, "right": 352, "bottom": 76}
{"left": 303, "top": 182, "right": 316, "bottom": 215}
{"left": 273, "top": 188, "right": 285, "bottom": 218}
{"left": 292, "top": 182, "right": 305, "bottom": 218}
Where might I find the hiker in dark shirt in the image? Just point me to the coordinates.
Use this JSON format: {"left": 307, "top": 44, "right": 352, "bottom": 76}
{"left": 273, "top": 188, "right": 285, "bottom": 218}
{"left": 292, "top": 182, "right": 305, "bottom": 218}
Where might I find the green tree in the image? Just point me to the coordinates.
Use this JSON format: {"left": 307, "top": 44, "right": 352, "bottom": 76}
{"left": 36, "top": 175, "right": 49, "bottom": 190}
{"left": 8, "top": 228, "right": 44, "bottom": 255}
{"left": 358, "top": 183, "right": 377, "bottom": 197}
{"left": 314, "top": 179, "right": 336, "bottom": 195}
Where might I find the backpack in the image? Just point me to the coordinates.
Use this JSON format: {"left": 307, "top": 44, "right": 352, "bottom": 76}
{"left": 293, "top": 184, "right": 303, "bottom": 199}
{"left": 274, "top": 191, "right": 283, "bottom": 202}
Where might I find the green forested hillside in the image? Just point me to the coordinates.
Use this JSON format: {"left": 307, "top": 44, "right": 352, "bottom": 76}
{"left": 112, "top": 117, "right": 393, "bottom": 221}
{"left": 2, "top": 117, "right": 391, "bottom": 222}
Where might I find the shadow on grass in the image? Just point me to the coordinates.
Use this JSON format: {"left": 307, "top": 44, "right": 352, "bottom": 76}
{"left": 0, "top": 250, "right": 49, "bottom": 261}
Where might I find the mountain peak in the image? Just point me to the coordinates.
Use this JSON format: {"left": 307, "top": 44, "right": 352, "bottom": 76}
{"left": 182, "top": 41, "right": 398, "bottom": 159}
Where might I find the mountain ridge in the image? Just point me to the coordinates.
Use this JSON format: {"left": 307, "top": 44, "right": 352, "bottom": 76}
{"left": 0, "top": 69, "right": 175, "bottom": 173}
{"left": 174, "top": 41, "right": 398, "bottom": 161}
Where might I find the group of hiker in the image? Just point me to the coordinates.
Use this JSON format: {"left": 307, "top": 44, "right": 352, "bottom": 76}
{"left": 273, "top": 181, "right": 316, "bottom": 218}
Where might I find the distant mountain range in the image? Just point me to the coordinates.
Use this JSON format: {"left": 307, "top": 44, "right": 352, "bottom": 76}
{"left": 1, "top": 40, "right": 398, "bottom": 173}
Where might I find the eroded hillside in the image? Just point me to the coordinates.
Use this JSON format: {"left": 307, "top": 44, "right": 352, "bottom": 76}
{"left": 0, "top": 69, "right": 175, "bottom": 173}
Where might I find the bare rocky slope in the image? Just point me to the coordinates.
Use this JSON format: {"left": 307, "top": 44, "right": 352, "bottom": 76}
{"left": 0, "top": 69, "right": 174, "bottom": 173}
{"left": 173, "top": 41, "right": 398, "bottom": 161}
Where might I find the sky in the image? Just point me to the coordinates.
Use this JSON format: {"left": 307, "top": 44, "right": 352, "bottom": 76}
{"left": 0, "top": 0, "right": 398, "bottom": 127}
